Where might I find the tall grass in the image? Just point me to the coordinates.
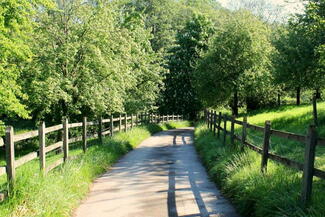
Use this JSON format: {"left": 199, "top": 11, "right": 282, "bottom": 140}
{"left": 0, "top": 121, "right": 190, "bottom": 217}
{"left": 195, "top": 102, "right": 325, "bottom": 217}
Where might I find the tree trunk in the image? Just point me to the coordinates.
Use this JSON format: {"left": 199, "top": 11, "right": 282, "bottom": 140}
{"left": 296, "top": 87, "right": 301, "bottom": 106}
{"left": 233, "top": 90, "right": 238, "bottom": 116}
{"left": 277, "top": 93, "right": 281, "bottom": 106}
{"left": 316, "top": 88, "right": 321, "bottom": 99}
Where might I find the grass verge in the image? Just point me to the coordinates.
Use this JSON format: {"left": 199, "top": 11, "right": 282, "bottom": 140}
{"left": 0, "top": 121, "right": 190, "bottom": 217}
{"left": 194, "top": 122, "right": 325, "bottom": 217}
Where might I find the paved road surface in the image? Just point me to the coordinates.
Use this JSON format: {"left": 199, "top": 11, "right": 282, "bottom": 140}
{"left": 74, "top": 128, "right": 239, "bottom": 217}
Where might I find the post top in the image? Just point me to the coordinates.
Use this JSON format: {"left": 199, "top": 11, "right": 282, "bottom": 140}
{"left": 6, "top": 126, "right": 13, "bottom": 132}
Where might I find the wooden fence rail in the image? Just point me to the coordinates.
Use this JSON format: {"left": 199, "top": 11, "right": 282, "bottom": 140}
{"left": 0, "top": 113, "right": 184, "bottom": 193}
{"left": 205, "top": 110, "right": 325, "bottom": 207}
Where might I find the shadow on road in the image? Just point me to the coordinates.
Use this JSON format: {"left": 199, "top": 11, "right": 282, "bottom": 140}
{"left": 77, "top": 128, "right": 238, "bottom": 217}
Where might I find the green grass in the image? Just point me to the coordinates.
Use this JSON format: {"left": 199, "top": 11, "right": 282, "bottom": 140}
{"left": 233, "top": 102, "right": 325, "bottom": 170}
{"left": 195, "top": 102, "right": 325, "bottom": 217}
{"left": 0, "top": 121, "right": 190, "bottom": 217}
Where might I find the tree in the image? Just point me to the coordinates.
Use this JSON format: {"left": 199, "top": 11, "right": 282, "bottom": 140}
{"left": 298, "top": 0, "right": 325, "bottom": 98}
{"left": 194, "top": 11, "right": 275, "bottom": 115}
{"left": 273, "top": 0, "right": 325, "bottom": 104}
{"left": 160, "top": 14, "right": 215, "bottom": 119}
{"left": 23, "top": 0, "right": 163, "bottom": 123}
{"left": 0, "top": 0, "right": 39, "bottom": 120}
{"left": 122, "top": 0, "right": 180, "bottom": 54}
{"left": 272, "top": 26, "right": 312, "bottom": 105}
{"left": 0, "top": 0, "right": 51, "bottom": 134}
{"left": 120, "top": 10, "right": 165, "bottom": 113}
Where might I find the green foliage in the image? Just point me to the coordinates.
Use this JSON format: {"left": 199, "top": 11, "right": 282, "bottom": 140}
{"left": 123, "top": 0, "right": 180, "bottom": 54}
{"left": 194, "top": 11, "right": 276, "bottom": 114}
{"left": 21, "top": 0, "right": 163, "bottom": 123}
{"left": 273, "top": 0, "right": 325, "bottom": 96}
{"left": 0, "top": 0, "right": 36, "bottom": 119}
{"left": 160, "top": 14, "right": 215, "bottom": 119}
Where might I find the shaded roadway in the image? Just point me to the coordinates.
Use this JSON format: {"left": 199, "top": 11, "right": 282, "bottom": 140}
{"left": 74, "top": 128, "right": 239, "bottom": 217}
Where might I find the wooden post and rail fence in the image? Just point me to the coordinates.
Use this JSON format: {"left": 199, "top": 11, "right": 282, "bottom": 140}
{"left": 204, "top": 109, "right": 325, "bottom": 207}
{"left": 0, "top": 113, "right": 184, "bottom": 195}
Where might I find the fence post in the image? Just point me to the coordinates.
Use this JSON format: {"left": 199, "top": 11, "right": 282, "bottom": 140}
{"left": 131, "top": 114, "right": 133, "bottom": 129}
{"left": 82, "top": 117, "right": 87, "bottom": 153}
{"left": 98, "top": 116, "right": 103, "bottom": 143}
{"left": 206, "top": 111, "right": 208, "bottom": 127}
{"left": 313, "top": 94, "right": 318, "bottom": 126}
{"left": 261, "top": 121, "right": 271, "bottom": 173}
{"left": 206, "top": 110, "right": 209, "bottom": 124}
{"left": 119, "top": 114, "right": 122, "bottom": 131}
{"left": 124, "top": 113, "right": 127, "bottom": 132}
{"left": 230, "top": 116, "right": 235, "bottom": 145}
{"left": 144, "top": 113, "right": 146, "bottom": 124}
{"left": 301, "top": 124, "right": 317, "bottom": 206}
{"left": 63, "top": 118, "right": 69, "bottom": 162}
{"left": 210, "top": 110, "right": 213, "bottom": 131}
{"left": 242, "top": 116, "right": 247, "bottom": 150}
{"left": 141, "top": 113, "right": 143, "bottom": 124}
{"left": 5, "top": 126, "right": 15, "bottom": 186}
{"left": 217, "top": 112, "right": 222, "bottom": 138}
{"left": 136, "top": 113, "right": 139, "bottom": 126}
{"left": 39, "top": 121, "right": 46, "bottom": 172}
{"left": 141, "top": 112, "right": 145, "bottom": 125}
{"left": 213, "top": 111, "right": 217, "bottom": 136}
{"left": 110, "top": 115, "right": 114, "bottom": 137}
{"left": 223, "top": 116, "right": 227, "bottom": 145}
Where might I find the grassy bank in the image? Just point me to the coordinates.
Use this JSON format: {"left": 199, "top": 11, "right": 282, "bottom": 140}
{"left": 195, "top": 102, "right": 325, "bottom": 217}
{"left": 235, "top": 102, "right": 325, "bottom": 170}
{"left": 0, "top": 121, "right": 190, "bottom": 217}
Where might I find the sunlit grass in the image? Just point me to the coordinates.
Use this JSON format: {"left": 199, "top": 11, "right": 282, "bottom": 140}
{"left": 196, "top": 102, "right": 325, "bottom": 217}
{"left": 218, "top": 102, "right": 325, "bottom": 169}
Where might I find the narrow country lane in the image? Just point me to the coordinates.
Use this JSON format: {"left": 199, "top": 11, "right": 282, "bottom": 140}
{"left": 74, "top": 128, "right": 239, "bottom": 217}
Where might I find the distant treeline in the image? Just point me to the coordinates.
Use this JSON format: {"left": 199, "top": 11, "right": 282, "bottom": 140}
{"left": 1, "top": 0, "right": 324, "bottom": 129}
